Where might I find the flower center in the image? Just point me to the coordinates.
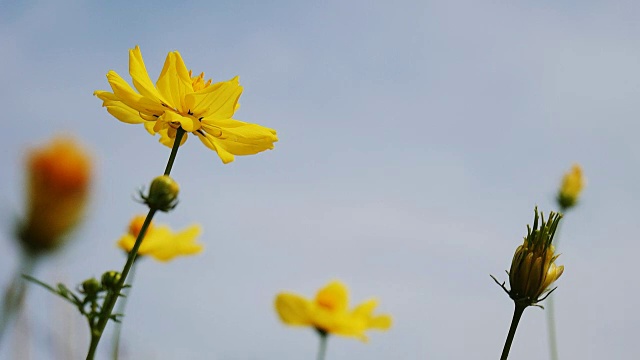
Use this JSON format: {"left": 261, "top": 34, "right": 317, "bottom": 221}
{"left": 189, "top": 70, "right": 212, "bottom": 92}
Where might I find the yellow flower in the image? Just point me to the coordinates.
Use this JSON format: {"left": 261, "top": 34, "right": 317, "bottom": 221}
{"left": 557, "top": 164, "right": 585, "bottom": 209}
{"left": 117, "top": 215, "right": 203, "bottom": 262}
{"left": 507, "top": 208, "right": 564, "bottom": 306}
{"left": 94, "top": 46, "right": 278, "bottom": 164}
{"left": 274, "top": 280, "right": 392, "bottom": 341}
{"left": 19, "top": 136, "right": 92, "bottom": 253}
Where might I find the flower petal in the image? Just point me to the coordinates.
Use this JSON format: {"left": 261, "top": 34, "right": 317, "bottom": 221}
{"left": 195, "top": 131, "right": 236, "bottom": 164}
{"left": 200, "top": 120, "right": 278, "bottom": 157}
{"left": 315, "top": 281, "right": 349, "bottom": 313}
{"left": 129, "top": 46, "right": 169, "bottom": 105}
{"left": 159, "top": 128, "right": 189, "bottom": 148}
{"left": 185, "top": 76, "right": 242, "bottom": 119}
{"left": 274, "top": 293, "right": 312, "bottom": 326}
{"left": 105, "top": 71, "right": 165, "bottom": 114}
{"left": 147, "top": 225, "right": 203, "bottom": 262}
{"left": 158, "top": 111, "right": 201, "bottom": 132}
{"left": 156, "top": 51, "right": 193, "bottom": 113}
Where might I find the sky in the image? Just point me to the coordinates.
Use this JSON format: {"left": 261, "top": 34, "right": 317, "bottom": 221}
{"left": 1, "top": 0, "right": 640, "bottom": 359}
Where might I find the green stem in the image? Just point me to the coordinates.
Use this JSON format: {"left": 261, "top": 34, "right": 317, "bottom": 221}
{"left": 164, "top": 128, "right": 185, "bottom": 176}
{"left": 316, "top": 330, "right": 328, "bottom": 360}
{"left": 0, "top": 253, "right": 37, "bottom": 346}
{"left": 86, "top": 127, "right": 185, "bottom": 360}
{"left": 546, "top": 205, "right": 565, "bottom": 360}
{"left": 546, "top": 296, "right": 559, "bottom": 360}
{"left": 111, "top": 262, "right": 139, "bottom": 360}
{"left": 500, "top": 304, "right": 526, "bottom": 360}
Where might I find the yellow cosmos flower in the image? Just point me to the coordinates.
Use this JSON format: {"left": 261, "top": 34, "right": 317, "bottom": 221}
{"left": 274, "top": 280, "right": 392, "bottom": 341}
{"left": 94, "top": 46, "right": 278, "bottom": 164}
{"left": 19, "top": 136, "right": 92, "bottom": 253}
{"left": 117, "top": 215, "right": 203, "bottom": 262}
{"left": 557, "top": 164, "right": 585, "bottom": 210}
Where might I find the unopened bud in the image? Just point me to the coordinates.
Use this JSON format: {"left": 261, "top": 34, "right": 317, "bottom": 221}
{"left": 81, "top": 278, "right": 101, "bottom": 295}
{"left": 144, "top": 175, "right": 179, "bottom": 211}
{"left": 101, "top": 271, "right": 121, "bottom": 290}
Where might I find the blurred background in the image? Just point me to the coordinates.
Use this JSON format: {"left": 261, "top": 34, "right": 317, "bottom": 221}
{"left": 1, "top": 0, "right": 639, "bottom": 358}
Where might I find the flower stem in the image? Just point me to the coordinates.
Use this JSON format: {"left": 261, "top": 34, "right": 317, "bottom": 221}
{"left": 164, "top": 128, "right": 185, "bottom": 176}
{"left": 85, "top": 128, "right": 185, "bottom": 360}
{"left": 86, "top": 208, "right": 156, "bottom": 360}
{"left": 110, "top": 262, "right": 139, "bottom": 360}
{"left": 500, "top": 304, "right": 526, "bottom": 360}
{"left": 316, "top": 331, "right": 328, "bottom": 360}
{"left": 546, "top": 206, "right": 564, "bottom": 360}
{"left": 0, "top": 253, "right": 37, "bottom": 346}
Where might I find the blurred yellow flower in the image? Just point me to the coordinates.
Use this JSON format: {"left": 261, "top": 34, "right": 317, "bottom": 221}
{"left": 19, "top": 136, "right": 92, "bottom": 253}
{"left": 508, "top": 208, "right": 564, "bottom": 306}
{"left": 557, "top": 164, "right": 585, "bottom": 209}
{"left": 117, "top": 215, "right": 203, "bottom": 262}
{"left": 274, "top": 280, "right": 392, "bottom": 341}
{"left": 94, "top": 45, "right": 278, "bottom": 164}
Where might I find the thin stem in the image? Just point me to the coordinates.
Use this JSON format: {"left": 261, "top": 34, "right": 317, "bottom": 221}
{"left": 316, "top": 331, "right": 328, "bottom": 360}
{"left": 0, "top": 253, "right": 37, "bottom": 346}
{"left": 164, "top": 128, "right": 185, "bottom": 176}
{"left": 86, "top": 208, "right": 156, "bottom": 360}
{"left": 546, "top": 296, "right": 559, "bottom": 360}
{"left": 86, "top": 127, "right": 185, "bottom": 360}
{"left": 500, "top": 304, "right": 526, "bottom": 360}
{"left": 111, "top": 262, "right": 139, "bottom": 360}
{"left": 546, "top": 206, "right": 565, "bottom": 360}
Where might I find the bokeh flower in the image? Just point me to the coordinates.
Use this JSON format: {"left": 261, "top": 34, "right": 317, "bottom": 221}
{"left": 557, "top": 164, "right": 585, "bottom": 210}
{"left": 18, "top": 136, "right": 92, "bottom": 253}
{"left": 275, "top": 280, "right": 392, "bottom": 341}
{"left": 506, "top": 208, "right": 564, "bottom": 307}
{"left": 117, "top": 215, "right": 203, "bottom": 262}
{"left": 94, "top": 45, "right": 278, "bottom": 164}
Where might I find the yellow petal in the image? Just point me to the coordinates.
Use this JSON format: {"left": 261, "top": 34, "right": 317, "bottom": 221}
{"left": 147, "top": 225, "right": 203, "bottom": 262}
{"left": 368, "top": 315, "right": 392, "bottom": 330}
{"left": 129, "top": 46, "right": 168, "bottom": 105}
{"left": 105, "top": 71, "right": 164, "bottom": 114}
{"left": 275, "top": 293, "right": 312, "bottom": 326}
{"left": 159, "top": 129, "right": 188, "bottom": 148}
{"left": 159, "top": 111, "right": 201, "bottom": 132}
{"left": 184, "top": 76, "right": 242, "bottom": 119}
{"left": 156, "top": 51, "right": 193, "bottom": 112}
{"left": 200, "top": 121, "right": 278, "bottom": 157}
{"left": 104, "top": 102, "right": 146, "bottom": 125}
{"left": 353, "top": 299, "right": 378, "bottom": 317}
{"left": 195, "top": 131, "right": 236, "bottom": 164}
{"left": 315, "top": 281, "right": 349, "bottom": 313}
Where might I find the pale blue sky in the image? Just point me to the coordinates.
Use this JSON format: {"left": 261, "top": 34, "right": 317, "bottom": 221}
{"left": 1, "top": 0, "right": 640, "bottom": 359}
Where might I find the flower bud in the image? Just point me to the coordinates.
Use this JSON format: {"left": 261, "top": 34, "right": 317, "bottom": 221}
{"left": 557, "top": 164, "right": 585, "bottom": 210}
{"left": 18, "top": 136, "right": 92, "bottom": 253}
{"left": 101, "top": 271, "right": 122, "bottom": 291}
{"left": 507, "top": 208, "right": 564, "bottom": 306}
{"left": 144, "top": 175, "right": 179, "bottom": 211}
{"left": 81, "top": 278, "right": 102, "bottom": 295}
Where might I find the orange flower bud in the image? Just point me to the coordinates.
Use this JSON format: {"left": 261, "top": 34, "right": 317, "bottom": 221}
{"left": 18, "top": 136, "right": 92, "bottom": 253}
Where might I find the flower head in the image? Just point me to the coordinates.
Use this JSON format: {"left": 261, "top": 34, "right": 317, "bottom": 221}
{"left": 18, "top": 136, "right": 92, "bottom": 253}
{"left": 274, "top": 280, "right": 392, "bottom": 341}
{"left": 117, "top": 215, "right": 203, "bottom": 262}
{"left": 557, "top": 164, "right": 585, "bottom": 210}
{"left": 498, "top": 208, "right": 564, "bottom": 307}
{"left": 94, "top": 46, "right": 278, "bottom": 164}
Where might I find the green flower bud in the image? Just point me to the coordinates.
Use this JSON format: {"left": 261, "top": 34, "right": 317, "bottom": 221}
{"left": 144, "top": 175, "right": 179, "bottom": 212}
{"left": 101, "top": 271, "right": 121, "bottom": 290}
{"left": 507, "top": 208, "right": 564, "bottom": 307}
{"left": 81, "top": 278, "right": 101, "bottom": 295}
